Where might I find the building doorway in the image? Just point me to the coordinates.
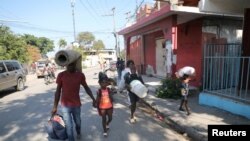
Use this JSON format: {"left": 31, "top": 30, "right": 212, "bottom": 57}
{"left": 155, "top": 38, "right": 166, "bottom": 77}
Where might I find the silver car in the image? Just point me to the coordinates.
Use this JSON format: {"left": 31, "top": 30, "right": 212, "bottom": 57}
{"left": 0, "top": 60, "right": 27, "bottom": 91}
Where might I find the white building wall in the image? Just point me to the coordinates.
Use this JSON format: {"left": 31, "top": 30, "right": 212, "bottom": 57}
{"left": 82, "top": 49, "right": 117, "bottom": 68}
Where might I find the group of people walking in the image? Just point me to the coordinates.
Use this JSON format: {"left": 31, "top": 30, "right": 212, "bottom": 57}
{"left": 50, "top": 57, "right": 194, "bottom": 141}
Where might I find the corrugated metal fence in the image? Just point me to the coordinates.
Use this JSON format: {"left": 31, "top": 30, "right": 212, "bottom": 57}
{"left": 203, "top": 44, "right": 250, "bottom": 103}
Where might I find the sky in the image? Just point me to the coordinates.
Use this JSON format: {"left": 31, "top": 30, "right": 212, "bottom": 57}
{"left": 0, "top": 0, "right": 155, "bottom": 57}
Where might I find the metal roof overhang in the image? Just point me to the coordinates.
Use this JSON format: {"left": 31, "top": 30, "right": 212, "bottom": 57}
{"left": 118, "top": 5, "right": 243, "bottom": 35}
{"left": 199, "top": 0, "right": 250, "bottom": 15}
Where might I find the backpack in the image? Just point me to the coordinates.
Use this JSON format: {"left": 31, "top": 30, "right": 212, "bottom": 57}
{"left": 45, "top": 114, "right": 68, "bottom": 140}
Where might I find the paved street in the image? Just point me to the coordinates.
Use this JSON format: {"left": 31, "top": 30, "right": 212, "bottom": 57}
{"left": 0, "top": 67, "right": 188, "bottom": 141}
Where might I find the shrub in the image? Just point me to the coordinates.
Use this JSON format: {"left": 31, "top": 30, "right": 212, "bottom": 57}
{"left": 156, "top": 78, "right": 182, "bottom": 99}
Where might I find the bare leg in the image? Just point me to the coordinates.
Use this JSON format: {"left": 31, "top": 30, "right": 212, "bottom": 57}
{"left": 179, "top": 99, "right": 184, "bottom": 111}
{"left": 106, "top": 109, "right": 113, "bottom": 126}
{"left": 184, "top": 100, "right": 190, "bottom": 115}
{"left": 130, "top": 103, "right": 136, "bottom": 119}
{"left": 100, "top": 110, "right": 107, "bottom": 133}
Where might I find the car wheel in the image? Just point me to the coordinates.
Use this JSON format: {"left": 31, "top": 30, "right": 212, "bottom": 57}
{"left": 16, "top": 78, "right": 25, "bottom": 91}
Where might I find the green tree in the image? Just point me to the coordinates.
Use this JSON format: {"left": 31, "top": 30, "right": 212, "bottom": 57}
{"left": 22, "top": 34, "right": 55, "bottom": 55}
{"left": 22, "top": 34, "right": 39, "bottom": 46}
{"left": 77, "top": 32, "right": 95, "bottom": 48}
{"left": 92, "top": 40, "right": 105, "bottom": 51}
{"left": 38, "top": 37, "right": 54, "bottom": 55}
{"left": 27, "top": 45, "right": 42, "bottom": 62}
{"left": 0, "top": 26, "right": 28, "bottom": 63}
{"left": 58, "top": 38, "right": 67, "bottom": 49}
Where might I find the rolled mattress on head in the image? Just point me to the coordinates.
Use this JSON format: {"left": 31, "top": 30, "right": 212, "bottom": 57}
{"left": 55, "top": 50, "right": 82, "bottom": 72}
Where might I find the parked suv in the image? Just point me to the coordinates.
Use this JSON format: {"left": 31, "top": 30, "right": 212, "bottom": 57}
{"left": 0, "top": 60, "right": 27, "bottom": 91}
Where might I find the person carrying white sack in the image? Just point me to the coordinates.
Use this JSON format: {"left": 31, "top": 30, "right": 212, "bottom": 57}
{"left": 175, "top": 66, "right": 196, "bottom": 78}
{"left": 117, "top": 60, "right": 135, "bottom": 105}
{"left": 175, "top": 66, "right": 196, "bottom": 116}
{"left": 124, "top": 62, "right": 145, "bottom": 123}
{"left": 118, "top": 61, "right": 131, "bottom": 90}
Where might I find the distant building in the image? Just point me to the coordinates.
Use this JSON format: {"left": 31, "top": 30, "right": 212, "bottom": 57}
{"left": 82, "top": 49, "right": 117, "bottom": 67}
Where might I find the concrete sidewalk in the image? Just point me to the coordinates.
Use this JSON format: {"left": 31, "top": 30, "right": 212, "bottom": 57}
{"left": 141, "top": 75, "right": 250, "bottom": 141}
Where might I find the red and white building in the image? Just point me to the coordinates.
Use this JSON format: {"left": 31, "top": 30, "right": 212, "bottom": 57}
{"left": 119, "top": 0, "right": 250, "bottom": 119}
{"left": 119, "top": 0, "right": 250, "bottom": 87}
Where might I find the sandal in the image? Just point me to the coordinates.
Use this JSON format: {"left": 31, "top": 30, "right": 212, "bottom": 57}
{"left": 129, "top": 118, "right": 136, "bottom": 124}
{"left": 103, "top": 132, "right": 108, "bottom": 137}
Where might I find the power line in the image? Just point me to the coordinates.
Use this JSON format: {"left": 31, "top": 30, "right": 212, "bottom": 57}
{"left": 92, "top": 0, "right": 108, "bottom": 18}
{"left": 1, "top": 19, "right": 114, "bottom": 34}
{"left": 86, "top": 0, "right": 102, "bottom": 18}
{"left": 125, "top": 11, "right": 131, "bottom": 23}
{"left": 0, "top": 6, "right": 24, "bottom": 21}
{"left": 4, "top": 23, "right": 72, "bottom": 34}
{"left": 117, "top": 0, "right": 133, "bottom": 14}
{"left": 79, "top": 0, "right": 105, "bottom": 26}
{"left": 0, "top": 19, "right": 28, "bottom": 23}
{"left": 129, "top": 0, "right": 146, "bottom": 20}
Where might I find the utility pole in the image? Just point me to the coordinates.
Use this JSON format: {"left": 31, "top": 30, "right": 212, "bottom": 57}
{"left": 71, "top": 0, "right": 76, "bottom": 43}
{"left": 111, "top": 7, "right": 119, "bottom": 58}
{"left": 125, "top": 11, "right": 131, "bottom": 25}
{"left": 103, "top": 7, "right": 119, "bottom": 58}
{"left": 111, "top": 7, "right": 116, "bottom": 34}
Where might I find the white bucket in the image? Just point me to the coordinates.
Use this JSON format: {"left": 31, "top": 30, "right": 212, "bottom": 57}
{"left": 130, "top": 80, "right": 148, "bottom": 98}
